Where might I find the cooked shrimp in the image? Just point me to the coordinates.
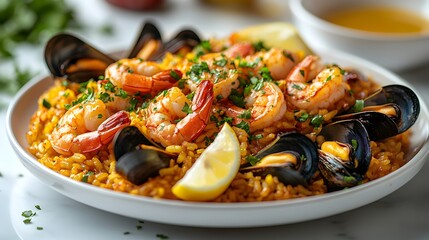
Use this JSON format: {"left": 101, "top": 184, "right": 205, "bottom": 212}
{"left": 50, "top": 99, "right": 130, "bottom": 155}
{"left": 285, "top": 55, "right": 354, "bottom": 114}
{"left": 223, "top": 42, "right": 299, "bottom": 80}
{"left": 144, "top": 80, "right": 214, "bottom": 147}
{"left": 225, "top": 81, "right": 286, "bottom": 132}
{"left": 105, "top": 59, "right": 182, "bottom": 96}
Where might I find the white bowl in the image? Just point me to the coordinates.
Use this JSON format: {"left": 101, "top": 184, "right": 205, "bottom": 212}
{"left": 289, "top": 0, "right": 429, "bottom": 71}
{"left": 6, "top": 48, "right": 429, "bottom": 227}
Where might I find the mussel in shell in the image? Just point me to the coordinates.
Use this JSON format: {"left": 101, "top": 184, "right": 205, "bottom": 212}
{"left": 240, "top": 133, "right": 319, "bottom": 186}
{"left": 317, "top": 119, "right": 372, "bottom": 190}
{"left": 44, "top": 33, "right": 116, "bottom": 83}
{"left": 45, "top": 22, "right": 201, "bottom": 83}
{"left": 336, "top": 85, "right": 420, "bottom": 141}
{"left": 127, "top": 22, "right": 162, "bottom": 59}
{"left": 113, "top": 126, "right": 175, "bottom": 185}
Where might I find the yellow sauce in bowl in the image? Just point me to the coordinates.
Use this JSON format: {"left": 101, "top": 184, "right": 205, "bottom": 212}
{"left": 323, "top": 6, "right": 429, "bottom": 34}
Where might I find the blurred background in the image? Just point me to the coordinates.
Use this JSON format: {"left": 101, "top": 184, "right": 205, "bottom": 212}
{"left": 0, "top": 0, "right": 291, "bottom": 107}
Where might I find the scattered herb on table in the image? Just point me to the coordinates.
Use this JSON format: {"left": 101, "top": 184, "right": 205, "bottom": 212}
{"left": 156, "top": 233, "right": 169, "bottom": 239}
{"left": 37, "top": 226, "right": 43, "bottom": 230}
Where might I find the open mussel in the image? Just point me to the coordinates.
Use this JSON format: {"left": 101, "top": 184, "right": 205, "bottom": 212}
{"left": 128, "top": 21, "right": 201, "bottom": 61}
{"left": 149, "top": 29, "right": 201, "bottom": 61}
{"left": 317, "top": 119, "right": 372, "bottom": 190}
{"left": 336, "top": 85, "right": 420, "bottom": 141}
{"left": 127, "top": 22, "right": 162, "bottom": 59}
{"left": 45, "top": 33, "right": 116, "bottom": 83}
{"left": 113, "top": 126, "right": 175, "bottom": 185}
{"left": 240, "top": 133, "right": 319, "bottom": 186}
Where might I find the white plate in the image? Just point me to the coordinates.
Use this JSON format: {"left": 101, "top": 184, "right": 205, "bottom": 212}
{"left": 6, "top": 48, "right": 429, "bottom": 228}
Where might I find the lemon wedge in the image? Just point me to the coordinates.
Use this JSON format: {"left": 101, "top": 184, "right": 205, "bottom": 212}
{"left": 230, "top": 22, "right": 312, "bottom": 56}
{"left": 172, "top": 123, "right": 240, "bottom": 201}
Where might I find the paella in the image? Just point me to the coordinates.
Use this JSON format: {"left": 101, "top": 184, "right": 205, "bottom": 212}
{"left": 26, "top": 23, "right": 420, "bottom": 202}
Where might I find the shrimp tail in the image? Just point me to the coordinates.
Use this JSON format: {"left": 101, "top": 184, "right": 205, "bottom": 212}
{"left": 98, "top": 110, "right": 131, "bottom": 144}
{"left": 176, "top": 80, "right": 214, "bottom": 142}
{"left": 72, "top": 110, "right": 130, "bottom": 154}
{"left": 122, "top": 69, "right": 182, "bottom": 95}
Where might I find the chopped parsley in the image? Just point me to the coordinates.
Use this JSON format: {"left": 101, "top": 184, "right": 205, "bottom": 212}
{"left": 343, "top": 175, "right": 356, "bottom": 184}
{"left": 235, "top": 121, "right": 250, "bottom": 134}
{"left": 238, "top": 110, "right": 251, "bottom": 119}
{"left": 296, "top": 111, "right": 309, "bottom": 122}
{"left": 186, "top": 91, "right": 195, "bottom": 101}
{"left": 156, "top": 234, "right": 169, "bottom": 239}
{"left": 81, "top": 171, "right": 94, "bottom": 183}
{"left": 21, "top": 209, "right": 36, "bottom": 224}
{"left": 42, "top": 99, "right": 51, "bottom": 109}
{"left": 351, "top": 99, "right": 364, "bottom": 113}
{"left": 115, "top": 88, "right": 129, "bottom": 99}
{"left": 124, "top": 232, "right": 130, "bottom": 235}
{"left": 326, "top": 75, "right": 332, "bottom": 82}
{"left": 238, "top": 59, "right": 258, "bottom": 68}
{"left": 35, "top": 205, "right": 41, "bottom": 210}
{"left": 194, "top": 40, "right": 212, "bottom": 57}
{"left": 181, "top": 102, "right": 193, "bottom": 114}
{"left": 187, "top": 61, "right": 210, "bottom": 83}
{"left": 299, "top": 69, "right": 305, "bottom": 77}
{"left": 170, "top": 70, "right": 181, "bottom": 80}
{"left": 22, "top": 210, "right": 34, "bottom": 218}
{"left": 252, "top": 41, "right": 269, "bottom": 52}
{"left": 310, "top": 114, "right": 324, "bottom": 127}
{"left": 98, "top": 92, "right": 112, "bottom": 103}
{"left": 37, "top": 226, "right": 43, "bottom": 230}
{"left": 97, "top": 114, "right": 103, "bottom": 119}
{"left": 104, "top": 81, "right": 115, "bottom": 92}
{"left": 177, "top": 78, "right": 186, "bottom": 89}
{"left": 351, "top": 139, "right": 358, "bottom": 152}
{"left": 228, "top": 89, "right": 245, "bottom": 108}
{"left": 246, "top": 155, "right": 261, "bottom": 166}
{"left": 214, "top": 57, "right": 228, "bottom": 67}
{"left": 282, "top": 51, "right": 295, "bottom": 62}
{"left": 292, "top": 84, "right": 303, "bottom": 91}
{"left": 127, "top": 98, "right": 139, "bottom": 112}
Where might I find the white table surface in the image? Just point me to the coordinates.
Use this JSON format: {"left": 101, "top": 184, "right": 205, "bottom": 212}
{"left": 2, "top": 0, "right": 429, "bottom": 239}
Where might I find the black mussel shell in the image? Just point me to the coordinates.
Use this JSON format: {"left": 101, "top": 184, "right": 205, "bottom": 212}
{"left": 115, "top": 148, "right": 170, "bottom": 185}
{"left": 150, "top": 29, "right": 201, "bottom": 61}
{"left": 335, "top": 111, "right": 398, "bottom": 141}
{"left": 241, "top": 133, "right": 319, "bottom": 186}
{"left": 319, "top": 119, "right": 372, "bottom": 175}
{"left": 318, "top": 150, "right": 360, "bottom": 191}
{"left": 45, "top": 33, "right": 116, "bottom": 83}
{"left": 113, "top": 126, "right": 155, "bottom": 160}
{"left": 318, "top": 119, "right": 371, "bottom": 190}
{"left": 127, "top": 22, "right": 162, "bottom": 59}
{"left": 363, "top": 84, "right": 420, "bottom": 134}
{"left": 113, "top": 126, "right": 175, "bottom": 185}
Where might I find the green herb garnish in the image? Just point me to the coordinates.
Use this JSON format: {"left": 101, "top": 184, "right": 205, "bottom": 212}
{"left": 310, "top": 114, "right": 324, "bottom": 127}
{"left": 81, "top": 171, "right": 94, "bottom": 183}
{"left": 156, "top": 233, "right": 169, "bottom": 239}
{"left": 246, "top": 155, "right": 261, "bottom": 166}
{"left": 351, "top": 99, "right": 364, "bottom": 112}
{"left": 42, "top": 99, "right": 51, "bottom": 109}
{"left": 181, "top": 102, "right": 193, "bottom": 114}
{"left": 297, "top": 111, "right": 309, "bottom": 122}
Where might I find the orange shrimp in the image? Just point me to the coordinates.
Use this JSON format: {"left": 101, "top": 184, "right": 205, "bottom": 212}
{"left": 225, "top": 81, "right": 287, "bottom": 132}
{"left": 105, "top": 59, "right": 182, "bottom": 96}
{"left": 50, "top": 99, "right": 130, "bottom": 155}
{"left": 144, "top": 80, "right": 214, "bottom": 147}
{"left": 285, "top": 55, "right": 354, "bottom": 114}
